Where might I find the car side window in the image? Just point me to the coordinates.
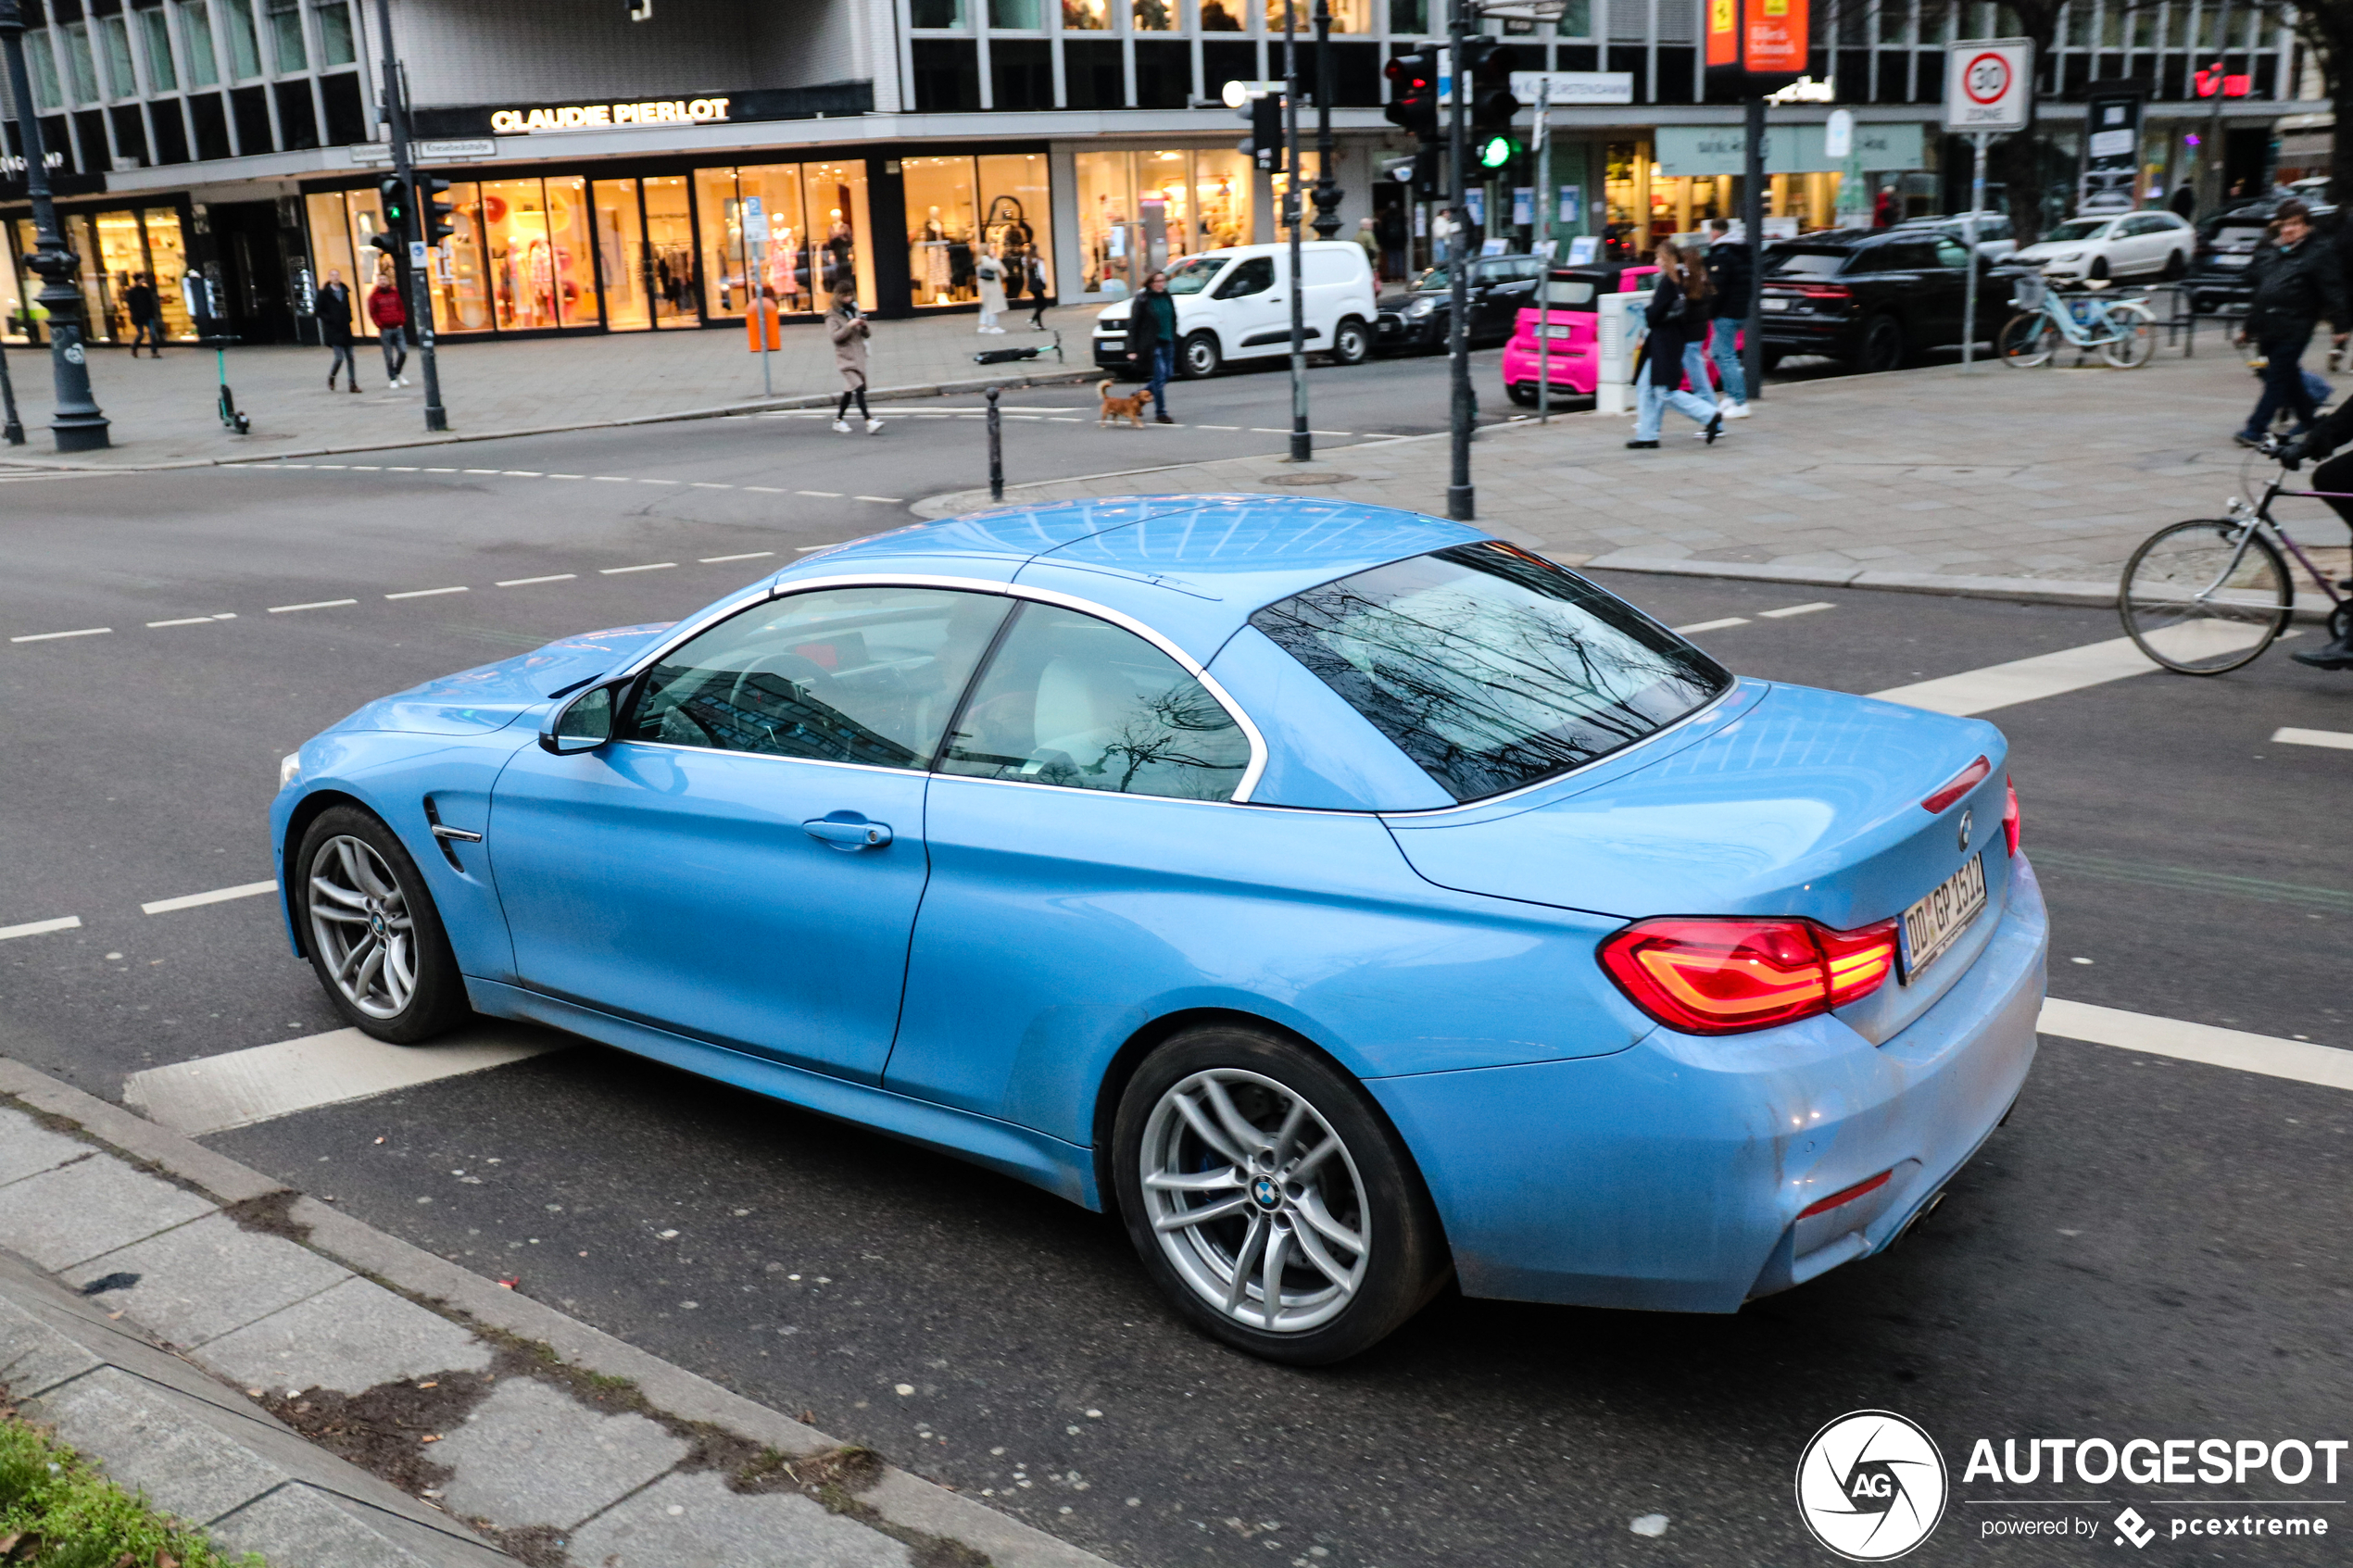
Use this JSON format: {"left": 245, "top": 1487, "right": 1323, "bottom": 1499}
{"left": 1215, "top": 257, "right": 1277, "bottom": 299}
{"left": 938, "top": 602, "right": 1252, "bottom": 801}
{"left": 1933, "top": 237, "right": 1971, "bottom": 269}
{"left": 624, "top": 586, "right": 1011, "bottom": 770}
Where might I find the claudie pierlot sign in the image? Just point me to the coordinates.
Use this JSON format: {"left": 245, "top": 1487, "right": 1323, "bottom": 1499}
{"left": 409, "top": 83, "right": 875, "bottom": 142}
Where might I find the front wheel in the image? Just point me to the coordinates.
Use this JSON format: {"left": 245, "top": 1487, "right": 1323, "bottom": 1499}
{"left": 2119, "top": 520, "right": 2292, "bottom": 674}
{"left": 1998, "top": 312, "right": 2058, "bottom": 368}
{"left": 1328, "top": 316, "right": 1371, "bottom": 366}
{"left": 1177, "top": 331, "right": 1222, "bottom": 380}
{"left": 296, "top": 806, "right": 471, "bottom": 1042}
{"left": 2099, "top": 304, "right": 2158, "bottom": 369}
{"left": 1114, "top": 1024, "right": 1450, "bottom": 1365}
{"left": 2163, "top": 249, "right": 2188, "bottom": 281}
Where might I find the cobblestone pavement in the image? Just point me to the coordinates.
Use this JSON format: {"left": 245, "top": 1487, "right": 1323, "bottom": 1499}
{"left": 917, "top": 347, "right": 2353, "bottom": 593}
{"left": 0, "top": 304, "right": 1100, "bottom": 468}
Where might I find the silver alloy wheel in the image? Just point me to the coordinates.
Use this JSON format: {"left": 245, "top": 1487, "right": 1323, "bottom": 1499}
{"left": 1139, "top": 1068, "right": 1369, "bottom": 1334}
{"left": 307, "top": 834, "right": 418, "bottom": 1021}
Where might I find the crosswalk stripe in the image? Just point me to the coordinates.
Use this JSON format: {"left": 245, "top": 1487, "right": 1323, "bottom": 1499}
{"left": 1760, "top": 601, "right": 1834, "bottom": 619}
{"left": 1869, "top": 625, "right": 2267, "bottom": 716}
{"left": 2272, "top": 726, "right": 2353, "bottom": 750}
{"left": 2039, "top": 999, "right": 2353, "bottom": 1093}
{"left": 0, "top": 916, "right": 80, "bottom": 942}
{"left": 122, "top": 1023, "right": 565, "bottom": 1136}
{"left": 1673, "top": 616, "right": 1749, "bottom": 634}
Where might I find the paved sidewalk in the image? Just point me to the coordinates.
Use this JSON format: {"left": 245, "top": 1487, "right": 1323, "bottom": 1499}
{"left": 0, "top": 1056, "right": 1117, "bottom": 1568}
{"left": 0, "top": 305, "right": 1101, "bottom": 469}
{"left": 915, "top": 349, "right": 2353, "bottom": 598}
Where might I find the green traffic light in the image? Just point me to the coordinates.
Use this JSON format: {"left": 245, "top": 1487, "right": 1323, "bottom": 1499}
{"left": 1478, "top": 134, "right": 1516, "bottom": 169}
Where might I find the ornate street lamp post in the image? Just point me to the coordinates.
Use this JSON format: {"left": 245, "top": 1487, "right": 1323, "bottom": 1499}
{"left": 0, "top": 0, "right": 110, "bottom": 451}
{"left": 1310, "top": 0, "right": 1340, "bottom": 241}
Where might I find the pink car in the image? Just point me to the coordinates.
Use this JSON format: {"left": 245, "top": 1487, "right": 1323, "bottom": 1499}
{"left": 1503, "top": 262, "right": 1741, "bottom": 405}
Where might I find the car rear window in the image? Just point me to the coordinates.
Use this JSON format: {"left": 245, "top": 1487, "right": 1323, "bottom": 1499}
{"left": 1766, "top": 248, "right": 1848, "bottom": 278}
{"left": 1248, "top": 543, "right": 1731, "bottom": 803}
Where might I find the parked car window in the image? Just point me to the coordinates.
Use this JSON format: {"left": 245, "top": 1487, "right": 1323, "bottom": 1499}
{"left": 1162, "top": 254, "right": 1226, "bottom": 295}
{"left": 2042, "top": 218, "right": 2115, "bottom": 243}
{"left": 1249, "top": 542, "right": 1730, "bottom": 803}
{"left": 1933, "top": 236, "right": 1972, "bottom": 269}
{"left": 939, "top": 603, "right": 1252, "bottom": 801}
{"left": 1215, "top": 257, "right": 1277, "bottom": 299}
{"left": 1541, "top": 278, "right": 1598, "bottom": 306}
{"left": 1764, "top": 248, "right": 1848, "bottom": 278}
{"left": 626, "top": 587, "right": 1011, "bottom": 770}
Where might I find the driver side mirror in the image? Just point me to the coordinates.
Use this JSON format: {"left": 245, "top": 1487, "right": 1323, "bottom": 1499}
{"left": 539, "top": 679, "right": 623, "bottom": 755}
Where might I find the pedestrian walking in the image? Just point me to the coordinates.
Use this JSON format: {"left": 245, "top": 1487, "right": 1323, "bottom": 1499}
{"left": 367, "top": 271, "right": 409, "bottom": 387}
{"left": 975, "top": 245, "right": 1007, "bottom": 334}
{"left": 2233, "top": 201, "right": 2347, "bottom": 447}
{"left": 1628, "top": 240, "right": 1722, "bottom": 449}
{"left": 1126, "top": 270, "right": 1178, "bottom": 426}
{"left": 1377, "top": 204, "right": 1407, "bottom": 282}
{"left": 315, "top": 268, "right": 359, "bottom": 392}
{"left": 1023, "top": 245, "right": 1051, "bottom": 330}
{"left": 1693, "top": 218, "right": 1751, "bottom": 420}
{"left": 829, "top": 287, "right": 882, "bottom": 434}
{"left": 2168, "top": 182, "right": 2198, "bottom": 221}
{"left": 1354, "top": 217, "right": 1381, "bottom": 279}
{"left": 1872, "top": 185, "right": 1897, "bottom": 229}
{"left": 124, "top": 273, "right": 165, "bottom": 358}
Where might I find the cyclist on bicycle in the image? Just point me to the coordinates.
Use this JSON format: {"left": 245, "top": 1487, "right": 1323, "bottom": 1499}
{"left": 2276, "top": 410, "right": 2353, "bottom": 668}
{"left": 2233, "top": 202, "right": 2350, "bottom": 450}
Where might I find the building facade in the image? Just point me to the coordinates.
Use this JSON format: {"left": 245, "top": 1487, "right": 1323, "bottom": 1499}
{"left": 0, "top": 0, "right": 2320, "bottom": 347}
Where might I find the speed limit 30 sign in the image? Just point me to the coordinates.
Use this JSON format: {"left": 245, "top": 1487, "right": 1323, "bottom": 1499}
{"left": 1944, "top": 37, "right": 2032, "bottom": 132}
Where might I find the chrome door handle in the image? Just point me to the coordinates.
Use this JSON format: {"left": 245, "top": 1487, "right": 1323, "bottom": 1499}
{"left": 802, "top": 813, "right": 893, "bottom": 851}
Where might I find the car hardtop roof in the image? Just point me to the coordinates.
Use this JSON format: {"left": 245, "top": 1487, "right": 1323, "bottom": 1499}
{"left": 770, "top": 495, "right": 1496, "bottom": 659}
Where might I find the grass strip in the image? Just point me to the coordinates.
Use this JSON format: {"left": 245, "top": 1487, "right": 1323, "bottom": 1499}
{"left": 0, "top": 1397, "right": 263, "bottom": 1568}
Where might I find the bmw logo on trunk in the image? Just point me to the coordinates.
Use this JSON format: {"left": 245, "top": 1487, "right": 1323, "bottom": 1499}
{"left": 1957, "top": 809, "right": 1972, "bottom": 852}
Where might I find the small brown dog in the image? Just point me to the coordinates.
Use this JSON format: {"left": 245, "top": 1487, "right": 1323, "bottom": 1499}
{"left": 1098, "top": 378, "right": 1152, "bottom": 429}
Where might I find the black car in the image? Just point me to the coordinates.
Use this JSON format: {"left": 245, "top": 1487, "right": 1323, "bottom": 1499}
{"left": 1376, "top": 253, "right": 1542, "bottom": 352}
{"left": 1756, "top": 228, "right": 2023, "bottom": 373}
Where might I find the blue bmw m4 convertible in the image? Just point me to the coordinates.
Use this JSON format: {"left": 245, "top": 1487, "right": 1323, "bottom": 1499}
{"left": 271, "top": 496, "right": 2045, "bottom": 1362}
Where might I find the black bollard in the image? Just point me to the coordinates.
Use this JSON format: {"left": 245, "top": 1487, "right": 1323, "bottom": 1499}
{"left": 987, "top": 384, "right": 1004, "bottom": 503}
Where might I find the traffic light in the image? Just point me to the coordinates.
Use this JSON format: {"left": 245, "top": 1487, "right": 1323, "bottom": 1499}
{"left": 1237, "top": 91, "right": 1284, "bottom": 173}
{"left": 419, "top": 176, "right": 457, "bottom": 245}
{"left": 1462, "top": 38, "right": 1518, "bottom": 149}
{"left": 371, "top": 176, "right": 408, "bottom": 259}
{"left": 1383, "top": 51, "right": 1438, "bottom": 140}
{"left": 1476, "top": 132, "right": 1517, "bottom": 170}
{"left": 1411, "top": 144, "right": 1444, "bottom": 199}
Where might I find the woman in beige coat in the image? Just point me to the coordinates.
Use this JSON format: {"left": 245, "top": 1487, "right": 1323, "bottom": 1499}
{"left": 829, "top": 287, "right": 881, "bottom": 433}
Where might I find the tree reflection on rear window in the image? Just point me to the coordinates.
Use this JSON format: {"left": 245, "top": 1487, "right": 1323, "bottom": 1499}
{"left": 1249, "top": 543, "right": 1730, "bottom": 802}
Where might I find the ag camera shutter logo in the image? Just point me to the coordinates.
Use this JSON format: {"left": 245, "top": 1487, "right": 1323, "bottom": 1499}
{"left": 1795, "top": 1411, "right": 1949, "bottom": 1561}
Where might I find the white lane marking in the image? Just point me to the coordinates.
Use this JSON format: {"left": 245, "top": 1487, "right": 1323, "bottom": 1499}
{"left": 423, "top": 467, "right": 457, "bottom": 473}
{"left": 1196, "top": 424, "right": 1241, "bottom": 431}
{"left": 592, "top": 475, "right": 632, "bottom": 483}
{"left": 1248, "top": 427, "right": 1292, "bottom": 434}
{"left": 637, "top": 478, "right": 680, "bottom": 485}
{"left": 314, "top": 464, "right": 347, "bottom": 470}
{"left": 268, "top": 599, "right": 359, "bottom": 614}
{"left": 349, "top": 465, "right": 381, "bottom": 471}
{"left": 2040, "top": 999, "right": 2353, "bottom": 1094}
{"left": 797, "top": 490, "right": 844, "bottom": 497}
{"left": 387, "top": 466, "right": 419, "bottom": 471}
{"left": 276, "top": 463, "right": 313, "bottom": 469}
{"left": 140, "top": 880, "right": 279, "bottom": 916}
{"left": 601, "top": 562, "right": 676, "bottom": 574}
{"left": 501, "top": 470, "right": 543, "bottom": 477}
{"left": 743, "top": 485, "right": 786, "bottom": 493}
{"left": 690, "top": 482, "right": 734, "bottom": 489}
{"left": 497, "top": 573, "right": 576, "bottom": 586}
{"left": 122, "top": 1023, "right": 566, "bottom": 1137}
{"left": 213, "top": 613, "right": 236, "bottom": 620}
{"left": 794, "top": 545, "right": 837, "bottom": 552}
{"left": 1760, "top": 601, "right": 1835, "bottom": 619}
{"left": 384, "top": 585, "right": 468, "bottom": 600}
{"left": 462, "top": 468, "right": 500, "bottom": 475}
{"left": 146, "top": 617, "right": 217, "bottom": 628}
{"left": 10, "top": 627, "right": 111, "bottom": 643}
{"left": 700, "top": 552, "right": 775, "bottom": 563}
{"left": 2273, "top": 726, "right": 2353, "bottom": 750}
{"left": 1309, "top": 429, "right": 1353, "bottom": 436}
{"left": 0, "top": 915, "right": 80, "bottom": 942}
{"left": 547, "top": 472, "right": 585, "bottom": 479}
{"left": 1673, "top": 616, "right": 1750, "bottom": 634}
{"left": 854, "top": 495, "right": 903, "bottom": 504}
{"left": 1869, "top": 626, "right": 2265, "bottom": 717}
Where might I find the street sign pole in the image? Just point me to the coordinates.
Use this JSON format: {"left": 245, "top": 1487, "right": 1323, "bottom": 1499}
{"left": 1944, "top": 39, "right": 2033, "bottom": 372}
{"left": 0, "top": 0, "right": 109, "bottom": 451}
{"left": 1963, "top": 132, "right": 1988, "bottom": 370}
{"left": 1743, "top": 92, "right": 1765, "bottom": 405}
{"left": 1535, "top": 78, "right": 1551, "bottom": 425}
{"left": 375, "top": 0, "right": 446, "bottom": 431}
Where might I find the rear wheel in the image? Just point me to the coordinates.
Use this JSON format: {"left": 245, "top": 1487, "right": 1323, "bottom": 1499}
{"left": 1856, "top": 314, "right": 1906, "bottom": 373}
{"left": 2099, "top": 302, "right": 2157, "bottom": 369}
{"left": 296, "top": 806, "right": 470, "bottom": 1042}
{"left": 2163, "top": 249, "right": 2188, "bottom": 281}
{"left": 2119, "top": 519, "right": 2292, "bottom": 674}
{"left": 1114, "top": 1023, "right": 1449, "bottom": 1365}
{"left": 2089, "top": 256, "right": 2111, "bottom": 282}
{"left": 1329, "top": 316, "right": 1371, "bottom": 366}
{"left": 1177, "top": 331, "right": 1222, "bottom": 380}
{"left": 1998, "top": 312, "right": 2058, "bottom": 368}
{"left": 1506, "top": 381, "right": 1538, "bottom": 407}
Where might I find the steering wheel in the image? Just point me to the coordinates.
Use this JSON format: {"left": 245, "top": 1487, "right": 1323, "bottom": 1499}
{"left": 727, "top": 651, "right": 835, "bottom": 725}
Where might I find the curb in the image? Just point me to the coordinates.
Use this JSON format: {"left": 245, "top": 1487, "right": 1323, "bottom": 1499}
{"left": 0, "top": 1055, "right": 1118, "bottom": 1568}
{"left": 0, "top": 368, "right": 1099, "bottom": 475}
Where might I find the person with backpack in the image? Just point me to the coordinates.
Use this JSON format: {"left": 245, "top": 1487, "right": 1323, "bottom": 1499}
{"left": 367, "top": 271, "right": 409, "bottom": 387}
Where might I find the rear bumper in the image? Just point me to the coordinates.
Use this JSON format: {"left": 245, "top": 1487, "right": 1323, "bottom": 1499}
{"left": 1500, "top": 343, "right": 1593, "bottom": 393}
{"left": 1761, "top": 318, "right": 1856, "bottom": 357}
{"left": 1369, "top": 855, "right": 2048, "bottom": 1313}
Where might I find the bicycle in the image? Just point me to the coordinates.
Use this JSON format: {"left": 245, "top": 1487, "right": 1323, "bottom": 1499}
{"left": 1998, "top": 272, "right": 2158, "bottom": 370}
{"left": 2118, "top": 436, "right": 2353, "bottom": 673}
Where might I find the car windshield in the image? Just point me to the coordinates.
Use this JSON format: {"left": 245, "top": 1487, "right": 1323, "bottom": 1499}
{"left": 1248, "top": 543, "right": 1730, "bottom": 802}
{"left": 1162, "top": 255, "right": 1226, "bottom": 295}
{"left": 1764, "top": 248, "right": 1848, "bottom": 278}
{"left": 2042, "top": 220, "right": 2113, "bottom": 242}
{"left": 1412, "top": 264, "right": 1451, "bottom": 291}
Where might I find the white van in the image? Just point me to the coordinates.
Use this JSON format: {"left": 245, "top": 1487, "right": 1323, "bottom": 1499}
{"left": 1092, "top": 241, "right": 1377, "bottom": 379}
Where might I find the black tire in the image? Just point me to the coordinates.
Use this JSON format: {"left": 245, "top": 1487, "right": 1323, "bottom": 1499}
{"left": 2089, "top": 256, "right": 2111, "bottom": 282}
{"left": 1760, "top": 347, "right": 1785, "bottom": 373}
{"left": 1856, "top": 314, "right": 1906, "bottom": 374}
{"left": 1177, "top": 331, "right": 1222, "bottom": 380}
{"left": 295, "top": 805, "right": 471, "bottom": 1044}
{"left": 2163, "top": 249, "right": 2188, "bottom": 281}
{"left": 2117, "top": 519, "right": 2292, "bottom": 674}
{"left": 1505, "top": 381, "right": 1538, "bottom": 407}
{"left": 2331, "top": 599, "right": 2353, "bottom": 647}
{"left": 1998, "top": 311, "right": 2058, "bottom": 368}
{"left": 1113, "top": 1022, "right": 1450, "bottom": 1365}
{"left": 1329, "top": 316, "right": 1371, "bottom": 366}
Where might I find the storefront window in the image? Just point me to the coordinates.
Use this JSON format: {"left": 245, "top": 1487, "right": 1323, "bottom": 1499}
{"left": 316, "top": 0, "right": 356, "bottom": 65}
{"left": 1201, "top": 0, "right": 1245, "bottom": 26}
{"left": 180, "top": 2, "right": 221, "bottom": 89}
{"left": 910, "top": 0, "right": 965, "bottom": 26}
{"left": 1076, "top": 150, "right": 1135, "bottom": 296}
{"left": 305, "top": 190, "right": 358, "bottom": 296}
{"left": 643, "top": 175, "right": 700, "bottom": 326}
{"left": 903, "top": 155, "right": 977, "bottom": 307}
{"left": 1604, "top": 141, "right": 1649, "bottom": 260}
{"left": 482, "top": 179, "right": 562, "bottom": 331}
{"left": 223, "top": 0, "right": 262, "bottom": 78}
{"left": 978, "top": 153, "right": 1051, "bottom": 295}
{"left": 802, "top": 160, "right": 875, "bottom": 313}
{"left": 593, "top": 180, "right": 652, "bottom": 330}
{"left": 1063, "top": 0, "right": 1111, "bottom": 29}
{"left": 1076, "top": 149, "right": 1242, "bottom": 297}
{"left": 1132, "top": 0, "right": 1179, "bottom": 30}
{"left": 143, "top": 209, "right": 195, "bottom": 338}
{"left": 1273, "top": 0, "right": 1368, "bottom": 28}
{"left": 1, "top": 236, "right": 24, "bottom": 344}
{"left": 63, "top": 214, "right": 112, "bottom": 340}
{"left": 427, "top": 182, "right": 493, "bottom": 332}
{"left": 141, "top": 8, "right": 180, "bottom": 89}
{"left": 738, "top": 165, "right": 813, "bottom": 315}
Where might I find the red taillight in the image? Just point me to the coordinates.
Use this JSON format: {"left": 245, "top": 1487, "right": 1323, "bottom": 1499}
{"left": 1920, "top": 755, "right": 1991, "bottom": 814}
{"left": 1796, "top": 283, "right": 1851, "bottom": 299}
{"left": 1597, "top": 915, "right": 1900, "bottom": 1036}
{"left": 1799, "top": 1168, "right": 1893, "bottom": 1219}
{"left": 2003, "top": 776, "right": 2021, "bottom": 856}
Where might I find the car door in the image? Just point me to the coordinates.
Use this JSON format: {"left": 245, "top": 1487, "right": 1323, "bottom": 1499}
{"left": 1213, "top": 254, "right": 1290, "bottom": 357}
{"left": 487, "top": 583, "right": 1011, "bottom": 1083}
{"left": 1479, "top": 257, "right": 1540, "bottom": 343}
{"left": 884, "top": 596, "right": 1262, "bottom": 1133}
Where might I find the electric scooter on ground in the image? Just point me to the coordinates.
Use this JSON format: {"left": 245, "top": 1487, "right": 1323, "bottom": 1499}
{"left": 974, "top": 330, "right": 1063, "bottom": 368}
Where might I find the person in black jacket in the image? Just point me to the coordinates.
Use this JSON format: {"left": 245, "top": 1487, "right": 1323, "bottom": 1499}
{"left": 2275, "top": 406, "right": 2353, "bottom": 668}
{"left": 1699, "top": 218, "right": 1751, "bottom": 417}
{"left": 123, "top": 274, "right": 164, "bottom": 358}
{"left": 314, "top": 268, "right": 359, "bottom": 393}
{"left": 1126, "top": 270, "right": 1178, "bottom": 425}
{"left": 1629, "top": 241, "right": 1724, "bottom": 449}
{"left": 2234, "top": 203, "right": 2349, "bottom": 446}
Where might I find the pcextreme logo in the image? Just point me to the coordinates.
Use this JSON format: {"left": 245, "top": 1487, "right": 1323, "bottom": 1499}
{"left": 1796, "top": 1410, "right": 1950, "bottom": 1561}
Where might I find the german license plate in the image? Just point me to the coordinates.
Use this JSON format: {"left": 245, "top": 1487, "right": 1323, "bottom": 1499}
{"left": 2215, "top": 253, "right": 2252, "bottom": 268}
{"left": 1900, "top": 854, "right": 1987, "bottom": 982}
{"left": 1761, "top": 296, "right": 1793, "bottom": 311}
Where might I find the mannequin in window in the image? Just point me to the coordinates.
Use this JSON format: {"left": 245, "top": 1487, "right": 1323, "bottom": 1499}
{"left": 975, "top": 244, "right": 1006, "bottom": 333}
{"left": 916, "top": 206, "right": 951, "bottom": 303}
